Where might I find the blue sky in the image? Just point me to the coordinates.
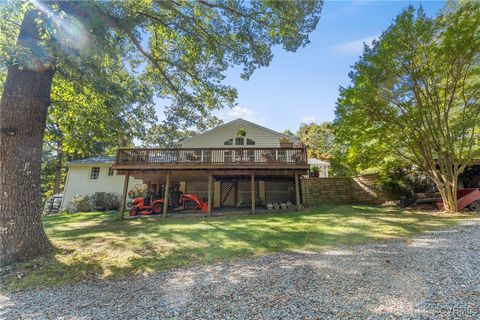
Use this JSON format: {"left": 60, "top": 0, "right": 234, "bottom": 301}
{"left": 210, "top": 0, "right": 445, "bottom": 133}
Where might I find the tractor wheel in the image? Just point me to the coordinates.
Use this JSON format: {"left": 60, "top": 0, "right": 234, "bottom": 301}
{"left": 468, "top": 201, "right": 480, "bottom": 213}
{"left": 152, "top": 203, "right": 163, "bottom": 214}
{"left": 129, "top": 208, "right": 139, "bottom": 216}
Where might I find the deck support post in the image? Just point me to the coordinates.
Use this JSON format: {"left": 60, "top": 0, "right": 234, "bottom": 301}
{"left": 251, "top": 171, "right": 256, "bottom": 214}
{"left": 207, "top": 174, "right": 213, "bottom": 217}
{"left": 163, "top": 170, "right": 170, "bottom": 218}
{"left": 295, "top": 171, "right": 301, "bottom": 211}
{"left": 118, "top": 172, "right": 130, "bottom": 220}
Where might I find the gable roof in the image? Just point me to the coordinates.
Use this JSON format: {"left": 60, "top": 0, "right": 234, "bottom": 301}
{"left": 179, "top": 118, "right": 301, "bottom": 145}
{"left": 67, "top": 156, "right": 115, "bottom": 166}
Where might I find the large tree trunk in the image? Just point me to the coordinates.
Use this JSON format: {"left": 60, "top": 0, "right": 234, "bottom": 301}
{"left": 0, "top": 10, "right": 55, "bottom": 266}
{"left": 431, "top": 175, "right": 458, "bottom": 213}
{"left": 427, "top": 160, "right": 459, "bottom": 213}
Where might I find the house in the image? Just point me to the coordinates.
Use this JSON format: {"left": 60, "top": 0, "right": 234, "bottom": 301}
{"left": 113, "top": 118, "right": 309, "bottom": 215}
{"left": 60, "top": 157, "right": 142, "bottom": 210}
{"left": 308, "top": 158, "right": 330, "bottom": 177}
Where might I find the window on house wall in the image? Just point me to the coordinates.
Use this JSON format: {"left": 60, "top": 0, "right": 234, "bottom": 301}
{"left": 90, "top": 167, "right": 100, "bottom": 180}
{"left": 235, "top": 137, "right": 244, "bottom": 145}
{"left": 94, "top": 192, "right": 105, "bottom": 207}
{"left": 107, "top": 167, "right": 114, "bottom": 176}
{"left": 225, "top": 137, "right": 255, "bottom": 146}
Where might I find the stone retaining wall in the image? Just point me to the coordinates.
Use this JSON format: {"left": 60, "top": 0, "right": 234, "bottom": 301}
{"left": 301, "top": 174, "right": 387, "bottom": 205}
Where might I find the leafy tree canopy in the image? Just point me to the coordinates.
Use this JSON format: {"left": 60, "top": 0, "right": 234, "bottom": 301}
{"left": 0, "top": 0, "right": 323, "bottom": 265}
{"left": 334, "top": 2, "right": 480, "bottom": 212}
{"left": 298, "top": 121, "right": 336, "bottom": 160}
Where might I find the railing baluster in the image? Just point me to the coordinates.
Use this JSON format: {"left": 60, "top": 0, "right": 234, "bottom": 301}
{"left": 114, "top": 147, "right": 308, "bottom": 165}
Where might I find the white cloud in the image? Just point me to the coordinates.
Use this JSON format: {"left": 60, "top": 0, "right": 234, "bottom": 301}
{"left": 217, "top": 106, "right": 265, "bottom": 124}
{"left": 331, "top": 35, "right": 377, "bottom": 55}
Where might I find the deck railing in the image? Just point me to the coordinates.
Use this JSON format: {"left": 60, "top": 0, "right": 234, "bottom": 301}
{"left": 115, "top": 147, "right": 308, "bottom": 166}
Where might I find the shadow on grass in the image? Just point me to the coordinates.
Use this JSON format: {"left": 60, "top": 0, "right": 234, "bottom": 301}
{"left": 1, "top": 205, "right": 472, "bottom": 291}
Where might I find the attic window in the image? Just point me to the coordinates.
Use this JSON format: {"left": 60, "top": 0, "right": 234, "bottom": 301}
{"left": 224, "top": 138, "right": 233, "bottom": 145}
{"left": 246, "top": 138, "right": 255, "bottom": 145}
{"left": 235, "top": 137, "right": 244, "bottom": 145}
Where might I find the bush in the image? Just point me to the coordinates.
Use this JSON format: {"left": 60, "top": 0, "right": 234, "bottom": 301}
{"left": 378, "top": 165, "right": 436, "bottom": 199}
{"left": 65, "top": 192, "right": 120, "bottom": 212}
{"left": 102, "top": 192, "right": 120, "bottom": 210}
{"left": 65, "top": 194, "right": 93, "bottom": 213}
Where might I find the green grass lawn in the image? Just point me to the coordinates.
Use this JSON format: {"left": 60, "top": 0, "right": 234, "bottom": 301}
{"left": 0, "top": 205, "right": 473, "bottom": 291}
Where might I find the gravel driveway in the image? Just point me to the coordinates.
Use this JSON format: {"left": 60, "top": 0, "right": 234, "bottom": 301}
{"left": 2, "top": 218, "right": 480, "bottom": 320}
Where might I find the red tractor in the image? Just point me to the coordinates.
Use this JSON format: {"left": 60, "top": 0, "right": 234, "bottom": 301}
{"left": 129, "top": 192, "right": 208, "bottom": 216}
{"left": 179, "top": 193, "right": 209, "bottom": 212}
{"left": 129, "top": 196, "right": 165, "bottom": 216}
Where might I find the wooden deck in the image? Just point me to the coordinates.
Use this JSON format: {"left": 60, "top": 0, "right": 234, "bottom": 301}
{"left": 114, "top": 147, "right": 307, "bottom": 219}
{"left": 114, "top": 147, "right": 309, "bottom": 171}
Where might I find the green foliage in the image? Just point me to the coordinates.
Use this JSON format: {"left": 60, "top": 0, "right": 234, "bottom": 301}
{"left": 299, "top": 121, "right": 336, "bottom": 160}
{"left": 64, "top": 195, "right": 93, "bottom": 213}
{"left": 47, "top": 70, "right": 155, "bottom": 156}
{"left": 281, "top": 129, "right": 298, "bottom": 139}
{"left": 294, "top": 121, "right": 350, "bottom": 176}
{"left": 98, "top": 193, "right": 120, "bottom": 211}
{"left": 236, "top": 127, "right": 246, "bottom": 137}
{"left": 336, "top": 3, "right": 480, "bottom": 169}
{"left": 334, "top": 3, "right": 480, "bottom": 209}
{"left": 35, "top": 0, "right": 322, "bottom": 132}
{"left": 144, "top": 123, "right": 196, "bottom": 148}
{"left": 64, "top": 193, "right": 120, "bottom": 213}
{"left": 279, "top": 136, "right": 291, "bottom": 144}
{"left": 1, "top": 0, "right": 323, "bottom": 199}
{"left": 40, "top": 147, "right": 63, "bottom": 201}
{"left": 376, "top": 160, "right": 436, "bottom": 199}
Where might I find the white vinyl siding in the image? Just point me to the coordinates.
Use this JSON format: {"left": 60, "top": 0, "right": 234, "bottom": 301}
{"left": 61, "top": 164, "right": 139, "bottom": 210}
{"left": 181, "top": 120, "right": 288, "bottom": 148}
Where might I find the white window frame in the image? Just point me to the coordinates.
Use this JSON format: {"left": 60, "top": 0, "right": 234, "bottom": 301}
{"left": 235, "top": 137, "right": 244, "bottom": 145}
{"left": 89, "top": 167, "right": 100, "bottom": 181}
{"left": 107, "top": 167, "right": 115, "bottom": 177}
{"left": 225, "top": 137, "right": 255, "bottom": 146}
